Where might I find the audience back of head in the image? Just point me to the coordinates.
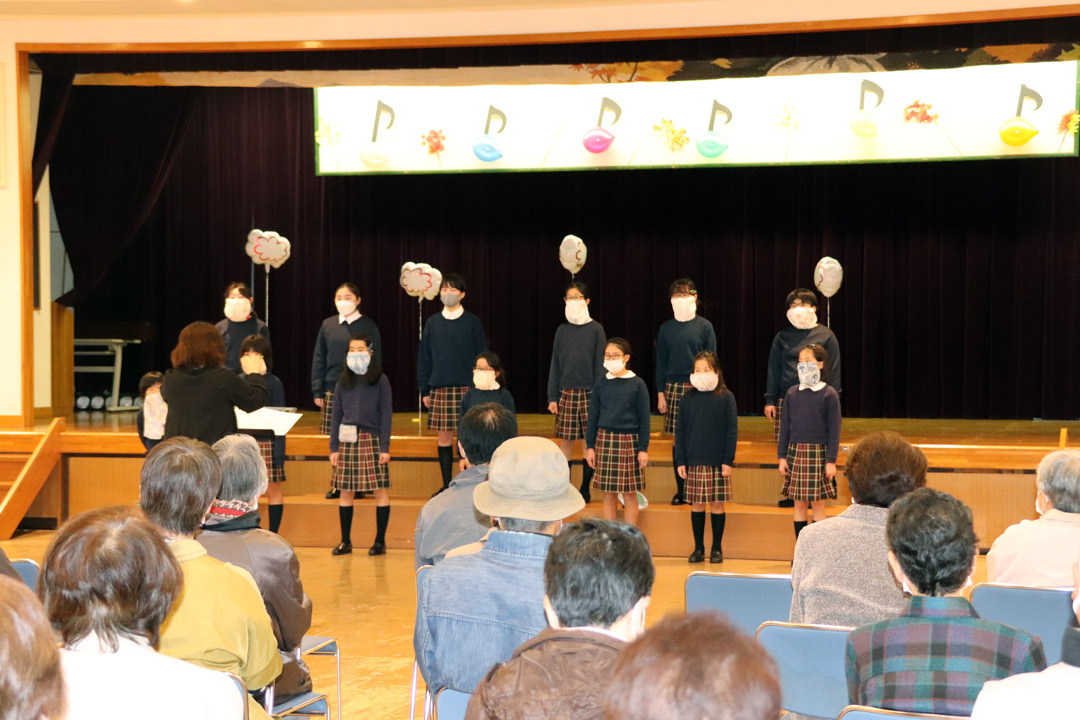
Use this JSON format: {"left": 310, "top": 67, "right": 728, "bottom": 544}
{"left": 0, "top": 575, "right": 65, "bottom": 720}
{"left": 458, "top": 402, "right": 517, "bottom": 466}
{"left": 846, "top": 431, "right": 928, "bottom": 507}
{"left": 212, "top": 434, "right": 269, "bottom": 503}
{"left": 140, "top": 436, "right": 223, "bottom": 536}
{"left": 1036, "top": 449, "right": 1080, "bottom": 512}
{"left": 887, "top": 487, "right": 977, "bottom": 595}
{"left": 604, "top": 612, "right": 781, "bottom": 720}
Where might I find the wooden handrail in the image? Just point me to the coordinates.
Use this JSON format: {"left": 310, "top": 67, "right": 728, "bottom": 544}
{"left": 0, "top": 418, "right": 64, "bottom": 540}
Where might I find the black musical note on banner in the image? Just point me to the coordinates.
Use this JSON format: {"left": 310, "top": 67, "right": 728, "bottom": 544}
{"left": 708, "top": 100, "right": 733, "bottom": 132}
{"left": 596, "top": 97, "right": 622, "bottom": 128}
{"left": 484, "top": 105, "right": 507, "bottom": 135}
{"left": 859, "top": 79, "right": 884, "bottom": 111}
{"left": 1015, "top": 84, "right": 1043, "bottom": 117}
{"left": 371, "top": 100, "right": 395, "bottom": 143}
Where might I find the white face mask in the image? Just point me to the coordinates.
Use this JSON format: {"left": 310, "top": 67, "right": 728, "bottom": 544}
{"left": 346, "top": 351, "right": 370, "bottom": 375}
{"left": 690, "top": 371, "right": 719, "bottom": 393}
{"left": 797, "top": 361, "right": 821, "bottom": 388}
{"left": 1035, "top": 491, "right": 1047, "bottom": 516}
{"left": 224, "top": 297, "right": 251, "bottom": 322}
{"left": 336, "top": 299, "right": 357, "bottom": 317}
{"left": 604, "top": 358, "right": 626, "bottom": 374}
{"left": 473, "top": 368, "right": 498, "bottom": 390}
{"left": 564, "top": 299, "right": 591, "bottom": 325}
{"left": 787, "top": 305, "right": 818, "bottom": 330}
{"left": 671, "top": 296, "right": 697, "bottom": 322}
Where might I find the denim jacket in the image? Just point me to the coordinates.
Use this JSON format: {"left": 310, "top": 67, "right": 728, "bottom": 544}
{"left": 414, "top": 529, "right": 552, "bottom": 693}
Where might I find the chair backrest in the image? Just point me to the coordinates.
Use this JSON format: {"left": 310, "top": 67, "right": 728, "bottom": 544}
{"left": 756, "top": 621, "right": 853, "bottom": 719}
{"left": 223, "top": 672, "right": 250, "bottom": 720}
{"left": 839, "top": 704, "right": 967, "bottom": 719}
{"left": 434, "top": 688, "right": 471, "bottom": 720}
{"left": 11, "top": 558, "right": 40, "bottom": 590}
{"left": 969, "top": 583, "right": 1073, "bottom": 665}
{"left": 685, "top": 572, "right": 793, "bottom": 638}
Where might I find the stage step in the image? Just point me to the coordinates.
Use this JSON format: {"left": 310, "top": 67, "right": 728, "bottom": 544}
{"left": 262, "top": 494, "right": 840, "bottom": 561}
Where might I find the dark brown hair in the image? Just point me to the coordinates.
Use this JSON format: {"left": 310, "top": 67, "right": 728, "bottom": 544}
{"left": 669, "top": 278, "right": 697, "bottom": 298}
{"left": 845, "top": 432, "right": 928, "bottom": 508}
{"left": 224, "top": 282, "right": 253, "bottom": 301}
{"left": 138, "top": 371, "right": 164, "bottom": 399}
{"left": 140, "top": 437, "right": 223, "bottom": 536}
{"left": 239, "top": 334, "right": 273, "bottom": 372}
{"left": 604, "top": 612, "right": 781, "bottom": 720}
{"left": 170, "top": 321, "right": 227, "bottom": 370}
{"left": 40, "top": 505, "right": 182, "bottom": 652}
{"left": 606, "top": 337, "right": 632, "bottom": 362}
{"left": 693, "top": 350, "right": 728, "bottom": 396}
{"left": 0, "top": 576, "right": 65, "bottom": 720}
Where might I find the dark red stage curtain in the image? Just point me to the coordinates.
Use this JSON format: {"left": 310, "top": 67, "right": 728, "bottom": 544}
{"left": 55, "top": 85, "right": 1080, "bottom": 419}
{"left": 31, "top": 73, "right": 74, "bottom": 195}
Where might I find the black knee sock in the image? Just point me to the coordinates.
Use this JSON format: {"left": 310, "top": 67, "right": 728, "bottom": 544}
{"left": 794, "top": 520, "right": 808, "bottom": 539}
{"left": 580, "top": 462, "right": 594, "bottom": 499}
{"left": 375, "top": 505, "right": 390, "bottom": 545}
{"left": 268, "top": 504, "right": 284, "bottom": 534}
{"left": 672, "top": 447, "right": 684, "bottom": 498}
{"left": 437, "top": 446, "right": 454, "bottom": 489}
{"left": 710, "top": 512, "right": 726, "bottom": 552}
{"left": 691, "top": 511, "right": 706, "bottom": 552}
{"left": 338, "top": 505, "right": 354, "bottom": 545}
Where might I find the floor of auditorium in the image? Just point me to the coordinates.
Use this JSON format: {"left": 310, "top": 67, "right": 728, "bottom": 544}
{"left": 0, "top": 530, "right": 991, "bottom": 720}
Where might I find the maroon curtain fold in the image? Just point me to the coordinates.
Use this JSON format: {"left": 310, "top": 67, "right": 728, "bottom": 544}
{"left": 31, "top": 72, "right": 74, "bottom": 195}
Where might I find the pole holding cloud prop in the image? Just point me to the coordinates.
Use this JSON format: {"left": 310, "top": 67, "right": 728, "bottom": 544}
{"left": 400, "top": 262, "right": 443, "bottom": 425}
{"left": 813, "top": 256, "right": 844, "bottom": 327}
{"left": 245, "top": 229, "right": 292, "bottom": 323}
{"left": 559, "top": 234, "right": 587, "bottom": 277}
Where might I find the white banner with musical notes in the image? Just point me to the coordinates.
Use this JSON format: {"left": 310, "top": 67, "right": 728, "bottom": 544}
{"left": 314, "top": 60, "right": 1078, "bottom": 174}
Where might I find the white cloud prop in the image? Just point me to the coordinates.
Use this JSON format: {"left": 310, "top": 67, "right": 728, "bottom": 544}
{"left": 400, "top": 262, "right": 443, "bottom": 301}
{"left": 246, "top": 229, "right": 292, "bottom": 269}
{"left": 814, "top": 256, "right": 844, "bottom": 298}
{"left": 559, "top": 234, "right": 587, "bottom": 275}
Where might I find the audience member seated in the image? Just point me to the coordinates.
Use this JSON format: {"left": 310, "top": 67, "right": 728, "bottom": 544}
{"left": 199, "top": 434, "right": 314, "bottom": 699}
{"left": 415, "top": 403, "right": 517, "bottom": 569}
{"left": 0, "top": 575, "right": 64, "bottom": 720}
{"left": 0, "top": 545, "right": 18, "bottom": 582}
{"left": 846, "top": 487, "right": 1047, "bottom": 716}
{"left": 141, "top": 437, "right": 282, "bottom": 720}
{"left": 970, "top": 576, "right": 1080, "bottom": 719}
{"left": 986, "top": 449, "right": 1080, "bottom": 587}
{"left": 791, "top": 431, "right": 927, "bottom": 626}
{"left": 466, "top": 518, "right": 654, "bottom": 720}
{"left": 603, "top": 612, "right": 781, "bottom": 720}
{"left": 415, "top": 435, "right": 584, "bottom": 694}
{"left": 40, "top": 505, "right": 244, "bottom": 720}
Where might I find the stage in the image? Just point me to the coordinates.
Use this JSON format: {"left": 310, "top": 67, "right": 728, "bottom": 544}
{"left": 2, "top": 412, "right": 1071, "bottom": 559}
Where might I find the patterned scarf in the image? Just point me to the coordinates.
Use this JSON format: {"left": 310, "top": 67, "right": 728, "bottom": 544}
{"left": 203, "top": 498, "right": 257, "bottom": 526}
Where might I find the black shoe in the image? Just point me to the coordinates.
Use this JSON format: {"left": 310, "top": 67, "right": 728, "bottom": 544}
{"left": 331, "top": 542, "right": 352, "bottom": 555}
{"left": 688, "top": 549, "right": 705, "bottom": 563}
{"left": 710, "top": 550, "right": 724, "bottom": 564}
{"left": 368, "top": 541, "right": 386, "bottom": 556}
{"left": 326, "top": 488, "right": 340, "bottom": 499}
{"left": 777, "top": 498, "right": 794, "bottom": 508}
{"left": 671, "top": 494, "right": 686, "bottom": 506}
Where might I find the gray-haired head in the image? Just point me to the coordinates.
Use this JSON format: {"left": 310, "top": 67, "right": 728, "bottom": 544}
{"left": 211, "top": 434, "right": 269, "bottom": 503}
{"left": 1036, "top": 450, "right": 1080, "bottom": 513}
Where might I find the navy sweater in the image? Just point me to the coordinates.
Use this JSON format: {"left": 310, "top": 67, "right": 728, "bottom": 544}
{"left": 547, "top": 321, "right": 607, "bottom": 402}
{"left": 656, "top": 316, "right": 718, "bottom": 388}
{"left": 777, "top": 385, "right": 842, "bottom": 462}
{"left": 417, "top": 311, "right": 487, "bottom": 396}
{"left": 674, "top": 388, "right": 738, "bottom": 468}
{"left": 329, "top": 373, "right": 393, "bottom": 454}
{"left": 215, "top": 316, "right": 270, "bottom": 373}
{"left": 764, "top": 324, "right": 841, "bottom": 405}
{"left": 311, "top": 315, "right": 383, "bottom": 399}
{"left": 459, "top": 387, "right": 516, "bottom": 418}
{"left": 240, "top": 371, "right": 287, "bottom": 467}
{"left": 586, "top": 374, "right": 651, "bottom": 451}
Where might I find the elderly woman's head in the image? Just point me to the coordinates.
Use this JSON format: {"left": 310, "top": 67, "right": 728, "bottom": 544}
{"left": 140, "top": 437, "right": 223, "bottom": 537}
{"left": 1035, "top": 450, "right": 1080, "bottom": 514}
{"left": 886, "top": 488, "right": 977, "bottom": 596}
{"left": 212, "top": 434, "right": 268, "bottom": 504}
{"left": 40, "top": 505, "right": 183, "bottom": 652}
{"left": 0, "top": 576, "right": 64, "bottom": 720}
{"left": 845, "top": 432, "right": 928, "bottom": 508}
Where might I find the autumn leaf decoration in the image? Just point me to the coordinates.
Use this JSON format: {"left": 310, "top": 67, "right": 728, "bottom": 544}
{"left": 903, "top": 100, "right": 962, "bottom": 156}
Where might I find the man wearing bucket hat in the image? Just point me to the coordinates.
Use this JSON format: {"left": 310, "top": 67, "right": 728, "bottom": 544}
{"left": 414, "top": 436, "right": 584, "bottom": 694}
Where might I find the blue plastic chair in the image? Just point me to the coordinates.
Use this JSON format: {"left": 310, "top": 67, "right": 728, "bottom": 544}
{"left": 685, "top": 572, "right": 793, "bottom": 638}
{"left": 433, "top": 688, "right": 471, "bottom": 720}
{"left": 11, "top": 558, "right": 39, "bottom": 590}
{"left": 970, "top": 583, "right": 1074, "bottom": 664}
{"left": 839, "top": 705, "right": 966, "bottom": 719}
{"left": 756, "top": 620, "right": 853, "bottom": 719}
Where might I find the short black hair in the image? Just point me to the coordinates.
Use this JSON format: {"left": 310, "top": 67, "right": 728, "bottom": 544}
{"left": 887, "top": 487, "right": 977, "bottom": 596}
{"left": 336, "top": 282, "right": 360, "bottom": 298}
{"left": 140, "top": 437, "right": 223, "bottom": 536}
{"left": 566, "top": 281, "right": 590, "bottom": 299}
{"left": 138, "top": 371, "right": 164, "bottom": 399}
{"left": 458, "top": 403, "right": 517, "bottom": 465}
{"left": 224, "top": 282, "right": 253, "bottom": 300}
{"left": 441, "top": 273, "right": 467, "bottom": 293}
{"left": 785, "top": 288, "right": 818, "bottom": 308}
{"left": 475, "top": 351, "right": 505, "bottom": 384}
{"left": 545, "top": 518, "right": 654, "bottom": 629}
{"left": 607, "top": 337, "right": 632, "bottom": 358}
{"left": 845, "top": 432, "right": 928, "bottom": 508}
{"left": 239, "top": 334, "right": 273, "bottom": 371}
{"left": 799, "top": 344, "right": 831, "bottom": 384}
{"left": 669, "top": 278, "right": 697, "bottom": 297}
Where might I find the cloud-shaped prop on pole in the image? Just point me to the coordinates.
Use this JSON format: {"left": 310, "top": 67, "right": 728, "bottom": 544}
{"left": 400, "top": 262, "right": 443, "bottom": 301}
{"left": 246, "top": 229, "right": 292, "bottom": 269}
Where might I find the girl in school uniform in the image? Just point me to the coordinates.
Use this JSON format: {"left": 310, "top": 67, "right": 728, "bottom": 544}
{"left": 586, "top": 338, "right": 651, "bottom": 526}
{"left": 329, "top": 334, "right": 393, "bottom": 556}
{"left": 312, "top": 282, "right": 383, "bottom": 499}
{"left": 777, "top": 344, "right": 842, "bottom": 539}
{"left": 239, "top": 334, "right": 288, "bottom": 534}
{"left": 459, "top": 352, "right": 516, "bottom": 419}
{"left": 675, "top": 351, "right": 738, "bottom": 564}
{"left": 216, "top": 282, "right": 270, "bottom": 373}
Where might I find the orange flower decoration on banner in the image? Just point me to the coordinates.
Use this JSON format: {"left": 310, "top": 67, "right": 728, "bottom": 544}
{"left": 903, "top": 101, "right": 939, "bottom": 124}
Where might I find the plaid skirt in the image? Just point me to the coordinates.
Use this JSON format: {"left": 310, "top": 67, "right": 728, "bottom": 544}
{"left": 319, "top": 391, "right": 334, "bottom": 435}
{"left": 685, "top": 465, "right": 731, "bottom": 504}
{"left": 257, "top": 438, "right": 286, "bottom": 483}
{"left": 428, "top": 386, "right": 470, "bottom": 431}
{"left": 333, "top": 431, "right": 390, "bottom": 492}
{"left": 662, "top": 381, "right": 691, "bottom": 435}
{"left": 771, "top": 397, "right": 784, "bottom": 444}
{"left": 782, "top": 443, "right": 836, "bottom": 501}
{"left": 593, "top": 429, "right": 644, "bottom": 494}
{"left": 555, "top": 388, "right": 590, "bottom": 440}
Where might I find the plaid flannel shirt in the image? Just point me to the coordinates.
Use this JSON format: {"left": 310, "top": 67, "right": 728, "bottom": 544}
{"left": 846, "top": 595, "right": 1047, "bottom": 716}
